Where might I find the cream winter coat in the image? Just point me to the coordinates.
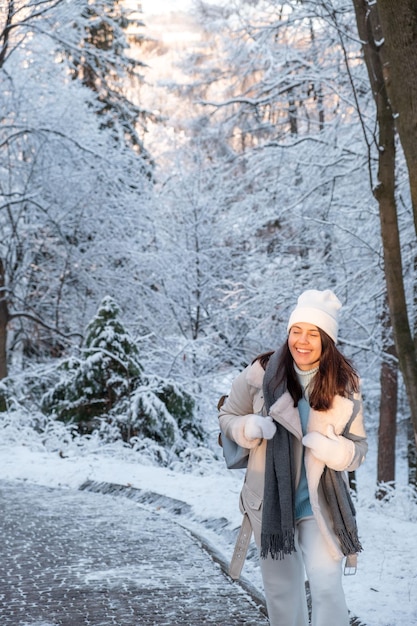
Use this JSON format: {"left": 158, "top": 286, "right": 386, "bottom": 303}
{"left": 219, "top": 359, "right": 367, "bottom": 561}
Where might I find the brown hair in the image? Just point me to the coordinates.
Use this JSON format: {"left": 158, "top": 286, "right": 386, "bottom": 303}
{"left": 253, "top": 329, "right": 359, "bottom": 411}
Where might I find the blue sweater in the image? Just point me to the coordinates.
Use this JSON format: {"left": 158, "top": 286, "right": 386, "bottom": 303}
{"left": 294, "top": 365, "right": 318, "bottom": 520}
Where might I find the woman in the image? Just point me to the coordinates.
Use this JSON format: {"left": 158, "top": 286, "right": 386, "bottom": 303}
{"left": 219, "top": 289, "right": 367, "bottom": 626}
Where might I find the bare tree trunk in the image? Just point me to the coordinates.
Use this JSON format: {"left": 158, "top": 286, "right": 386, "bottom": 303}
{"left": 288, "top": 91, "right": 298, "bottom": 135}
{"left": 0, "top": 258, "right": 8, "bottom": 382}
{"left": 376, "top": 0, "right": 417, "bottom": 228}
{"left": 377, "top": 359, "right": 397, "bottom": 486}
{"left": 408, "top": 420, "right": 417, "bottom": 488}
{"left": 352, "top": 0, "right": 417, "bottom": 450}
{"left": 0, "top": 1, "right": 13, "bottom": 69}
{"left": 376, "top": 305, "right": 398, "bottom": 498}
{"left": 372, "top": 1, "right": 417, "bottom": 447}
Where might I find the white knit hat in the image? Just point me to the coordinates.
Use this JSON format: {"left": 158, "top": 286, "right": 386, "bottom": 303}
{"left": 287, "top": 289, "right": 342, "bottom": 343}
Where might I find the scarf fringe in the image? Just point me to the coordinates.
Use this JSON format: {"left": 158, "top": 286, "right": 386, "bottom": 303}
{"left": 260, "top": 530, "right": 296, "bottom": 560}
{"left": 322, "top": 466, "right": 363, "bottom": 559}
{"left": 335, "top": 527, "right": 363, "bottom": 556}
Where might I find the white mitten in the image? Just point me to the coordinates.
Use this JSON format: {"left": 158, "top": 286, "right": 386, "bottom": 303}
{"left": 302, "top": 425, "right": 354, "bottom": 471}
{"left": 244, "top": 414, "right": 277, "bottom": 441}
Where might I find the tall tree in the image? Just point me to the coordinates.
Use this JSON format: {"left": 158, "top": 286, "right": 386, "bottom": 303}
{"left": 64, "top": 0, "right": 152, "bottom": 158}
{"left": 352, "top": 0, "right": 417, "bottom": 451}
{"left": 0, "top": 0, "right": 153, "bottom": 379}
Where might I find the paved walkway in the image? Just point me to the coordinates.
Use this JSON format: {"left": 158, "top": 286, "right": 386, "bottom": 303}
{"left": 0, "top": 480, "right": 269, "bottom": 625}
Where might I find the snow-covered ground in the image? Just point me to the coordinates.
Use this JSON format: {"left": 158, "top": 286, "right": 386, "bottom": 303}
{"left": 1, "top": 421, "right": 417, "bottom": 626}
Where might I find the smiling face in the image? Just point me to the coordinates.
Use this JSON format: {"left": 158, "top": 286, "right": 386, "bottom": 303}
{"left": 288, "top": 322, "right": 322, "bottom": 371}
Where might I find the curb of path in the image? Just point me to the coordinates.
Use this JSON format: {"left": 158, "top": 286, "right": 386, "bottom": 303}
{"left": 79, "top": 480, "right": 366, "bottom": 625}
{"left": 79, "top": 479, "right": 268, "bottom": 617}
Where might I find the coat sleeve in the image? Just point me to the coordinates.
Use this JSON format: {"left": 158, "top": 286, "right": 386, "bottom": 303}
{"left": 218, "top": 365, "right": 262, "bottom": 449}
{"left": 345, "top": 391, "right": 367, "bottom": 472}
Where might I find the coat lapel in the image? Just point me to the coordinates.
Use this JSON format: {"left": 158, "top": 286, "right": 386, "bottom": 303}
{"left": 308, "top": 395, "right": 354, "bottom": 436}
{"left": 269, "top": 391, "right": 302, "bottom": 440}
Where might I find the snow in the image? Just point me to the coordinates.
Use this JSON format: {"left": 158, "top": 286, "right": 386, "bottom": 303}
{"left": 1, "top": 430, "right": 417, "bottom": 626}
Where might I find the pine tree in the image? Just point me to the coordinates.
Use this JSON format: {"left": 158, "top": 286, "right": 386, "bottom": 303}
{"left": 41, "top": 296, "right": 204, "bottom": 453}
{"left": 42, "top": 296, "right": 142, "bottom": 429}
{"left": 66, "top": 0, "right": 152, "bottom": 158}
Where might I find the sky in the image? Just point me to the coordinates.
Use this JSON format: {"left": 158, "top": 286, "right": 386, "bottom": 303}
{"left": 1, "top": 417, "right": 417, "bottom": 626}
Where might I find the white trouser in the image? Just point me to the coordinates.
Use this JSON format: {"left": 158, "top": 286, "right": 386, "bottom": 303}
{"left": 258, "top": 517, "right": 349, "bottom": 626}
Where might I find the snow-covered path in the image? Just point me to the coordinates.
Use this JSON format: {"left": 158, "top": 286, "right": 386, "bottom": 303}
{"left": 2, "top": 442, "right": 417, "bottom": 625}
{"left": 0, "top": 480, "right": 269, "bottom": 625}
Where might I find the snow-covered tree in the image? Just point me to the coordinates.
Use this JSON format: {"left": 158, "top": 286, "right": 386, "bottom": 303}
{"left": 0, "top": 0, "right": 154, "bottom": 377}
{"left": 157, "top": 0, "right": 383, "bottom": 376}
{"left": 62, "top": 0, "right": 153, "bottom": 158}
{"left": 351, "top": 0, "right": 417, "bottom": 485}
{"left": 41, "top": 296, "right": 143, "bottom": 425}
{"left": 41, "top": 296, "right": 204, "bottom": 454}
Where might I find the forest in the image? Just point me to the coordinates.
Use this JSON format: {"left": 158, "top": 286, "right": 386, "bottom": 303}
{"left": 1, "top": 0, "right": 417, "bottom": 497}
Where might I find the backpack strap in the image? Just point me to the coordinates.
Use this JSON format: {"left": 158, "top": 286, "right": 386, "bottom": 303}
{"left": 228, "top": 512, "right": 252, "bottom": 580}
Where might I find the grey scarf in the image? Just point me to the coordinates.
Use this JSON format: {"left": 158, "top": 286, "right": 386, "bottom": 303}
{"left": 261, "top": 351, "right": 362, "bottom": 560}
{"left": 322, "top": 463, "right": 362, "bottom": 556}
{"left": 261, "top": 350, "right": 296, "bottom": 559}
